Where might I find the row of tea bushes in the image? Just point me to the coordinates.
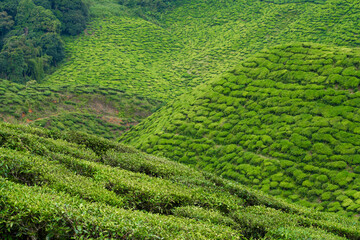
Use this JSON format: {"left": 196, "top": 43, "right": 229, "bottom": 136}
{"left": 44, "top": 0, "right": 360, "bottom": 102}
{"left": 0, "top": 122, "right": 359, "bottom": 239}
{"left": 0, "top": 79, "right": 160, "bottom": 139}
{"left": 121, "top": 43, "right": 360, "bottom": 217}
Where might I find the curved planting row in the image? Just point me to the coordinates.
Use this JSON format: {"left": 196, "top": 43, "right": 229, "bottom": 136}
{"left": 121, "top": 43, "right": 360, "bottom": 217}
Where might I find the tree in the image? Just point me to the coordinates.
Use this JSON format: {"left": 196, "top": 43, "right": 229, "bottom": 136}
{"left": 0, "top": 11, "right": 14, "bottom": 36}
{"left": 51, "top": 0, "right": 89, "bottom": 35}
{"left": 60, "top": 9, "right": 87, "bottom": 35}
{"left": 16, "top": 0, "right": 60, "bottom": 34}
{"left": 0, "top": 47, "right": 26, "bottom": 82}
{"left": 33, "top": 0, "right": 51, "bottom": 9}
{"left": 37, "top": 33, "right": 65, "bottom": 65}
{"left": 0, "top": 0, "right": 21, "bottom": 17}
{"left": 0, "top": 36, "right": 46, "bottom": 82}
{"left": 0, "top": 0, "right": 86, "bottom": 83}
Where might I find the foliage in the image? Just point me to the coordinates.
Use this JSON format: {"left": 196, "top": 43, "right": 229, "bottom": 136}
{"left": 121, "top": 43, "right": 360, "bottom": 217}
{"left": 16, "top": 0, "right": 61, "bottom": 33}
{"left": 0, "top": 0, "right": 88, "bottom": 83}
{"left": 118, "top": 0, "right": 179, "bottom": 12}
{"left": 51, "top": 0, "right": 89, "bottom": 35}
{"left": 0, "top": 122, "right": 359, "bottom": 239}
{"left": 0, "top": 79, "right": 160, "bottom": 140}
{"left": 45, "top": 0, "right": 360, "bottom": 101}
{"left": 1, "top": 0, "right": 360, "bottom": 236}
{"left": 0, "top": 11, "right": 14, "bottom": 36}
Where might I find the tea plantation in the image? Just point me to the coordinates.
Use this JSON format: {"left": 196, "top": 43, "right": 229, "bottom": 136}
{"left": 2, "top": 0, "right": 360, "bottom": 238}
{"left": 121, "top": 43, "right": 360, "bottom": 217}
{"left": 45, "top": 15, "right": 186, "bottom": 101}
{"left": 0, "top": 122, "right": 359, "bottom": 239}
{"left": 44, "top": 0, "right": 360, "bottom": 101}
{"left": 0, "top": 79, "right": 160, "bottom": 139}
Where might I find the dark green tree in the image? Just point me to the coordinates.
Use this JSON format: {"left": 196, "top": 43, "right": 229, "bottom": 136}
{"left": 0, "top": 11, "right": 14, "bottom": 36}
{"left": 51, "top": 0, "right": 89, "bottom": 35}
{"left": 0, "top": 0, "right": 87, "bottom": 83}
{"left": 16, "top": 0, "right": 60, "bottom": 33}
{"left": 37, "top": 33, "right": 64, "bottom": 65}
{"left": 0, "top": 35, "right": 46, "bottom": 82}
{"left": 0, "top": 44, "right": 26, "bottom": 82}
{"left": 0, "top": 0, "right": 21, "bottom": 17}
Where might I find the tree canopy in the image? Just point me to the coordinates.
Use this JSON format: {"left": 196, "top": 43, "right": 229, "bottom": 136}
{"left": 0, "top": 0, "right": 88, "bottom": 83}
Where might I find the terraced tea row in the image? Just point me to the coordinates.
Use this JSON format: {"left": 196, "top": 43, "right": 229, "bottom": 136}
{"left": 45, "top": 0, "right": 360, "bottom": 101}
{"left": 46, "top": 16, "right": 187, "bottom": 101}
{"left": 121, "top": 43, "right": 360, "bottom": 217}
{"left": 0, "top": 79, "right": 160, "bottom": 139}
{"left": 0, "top": 122, "right": 359, "bottom": 239}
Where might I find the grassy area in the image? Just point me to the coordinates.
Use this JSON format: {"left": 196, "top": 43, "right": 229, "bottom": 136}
{"left": 120, "top": 42, "right": 360, "bottom": 217}
{"left": 0, "top": 121, "right": 359, "bottom": 239}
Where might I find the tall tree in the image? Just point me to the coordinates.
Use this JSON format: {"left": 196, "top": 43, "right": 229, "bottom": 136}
{"left": 0, "top": 11, "right": 14, "bottom": 37}
{"left": 16, "top": 0, "right": 60, "bottom": 34}
{"left": 37, "top": 33, "right": 64, "bottom": 65}
{"left": 51, "top": 0, "right": 89, "bottom": 35}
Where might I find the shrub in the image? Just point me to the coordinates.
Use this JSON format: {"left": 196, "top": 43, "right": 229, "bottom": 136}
{"left": 312, "top": 143, "right": 333, "bottom": 155}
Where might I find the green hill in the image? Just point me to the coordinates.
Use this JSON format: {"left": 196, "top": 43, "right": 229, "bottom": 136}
{"left": 2, "top": 0, "right": 360, "bottom": 137}
{"left": 44, "top": 0, "right": 360, "bottom": 102}
{"left": 0, "top": 121, "right": 360, "bottom": 239}
{"left": 120, "top": 42, "right": 360, "bottom": 217}
{"left": 2, "top": 1, "right": 360, "bottom": 237}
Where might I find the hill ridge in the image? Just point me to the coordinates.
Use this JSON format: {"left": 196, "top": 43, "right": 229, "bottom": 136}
{"left": 120, "top": 42, "right": 360, "bottom": 217}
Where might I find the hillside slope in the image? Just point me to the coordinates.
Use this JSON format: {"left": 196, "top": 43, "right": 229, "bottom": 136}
{"left": 0, "top": 79, "right": 160, "bottom": 139}
{"left": 121, "top": 43, "right": 360, "bottom": 217}
{"left": 44, "top": 0, "right": 360, "bottom": 101}
{"left": 46, "top": 15, "right": 185, "bottom": 101}
{"left": 0, "top": 122, "right": 360, "bottom": 239}
{"left": 2, "top": 0, "right": 360, "bottom": 138}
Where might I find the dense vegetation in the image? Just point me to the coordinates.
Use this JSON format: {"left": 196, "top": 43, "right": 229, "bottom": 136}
{"left": 118, "top": 0, "right": 179, "bottom": 12}
{"left": 45, "top": 0, "right": 360, "bottom": 101}
{"left": 0, "top": 79, "right": 160, "bottom": 139}
{"left": 0, "top": 122, "right": 359, "bottom": 239}
{"left": 2, "top": 0, "right": 359, "bottom": 138}
{"left": 45, "top": 16, "right": 185, "bottom": 101}
{"left": 121, "top": 43, "right": 360, "bottom": 217}
{"left": 2, "top": 0, "right": 360, "bottom": 237}
{"left": 0, "top": 0, "right": 88, "bottom": 83}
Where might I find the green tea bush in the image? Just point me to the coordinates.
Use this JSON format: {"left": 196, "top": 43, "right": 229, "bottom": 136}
{"left": 0, "top": 178, "right": 241, "bottom": 239}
